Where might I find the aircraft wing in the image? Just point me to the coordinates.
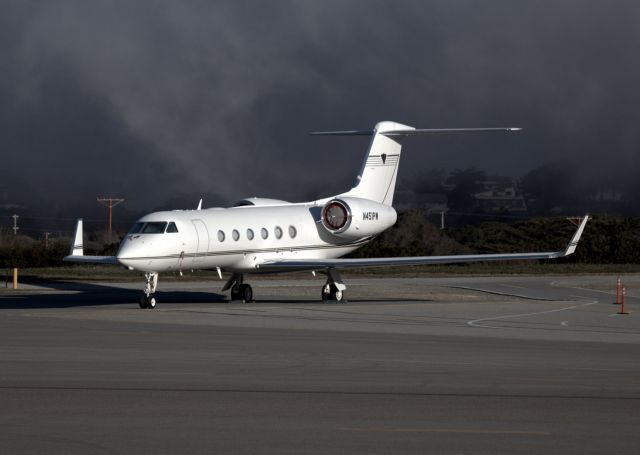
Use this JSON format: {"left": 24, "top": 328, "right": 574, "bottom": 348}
{"left": 63, "top": 255, "right": 118, "bottom": 265}
{"left": 62, "top": 219, "right": 119, "bottom": 265}
{"left": 257, "top": 215, "right": 590, "bottom": 271}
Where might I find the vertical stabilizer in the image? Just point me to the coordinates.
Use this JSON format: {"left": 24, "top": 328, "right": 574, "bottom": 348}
{"left": 340, "top": 121, "right": 413, "bottom": 206}
{"left": 71, "top": 219, "right": 84, "bottom": 256}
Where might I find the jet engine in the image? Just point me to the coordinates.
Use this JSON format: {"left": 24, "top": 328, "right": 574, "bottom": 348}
{"left": 320, "top": 197, "right": 397, "bottom": 240}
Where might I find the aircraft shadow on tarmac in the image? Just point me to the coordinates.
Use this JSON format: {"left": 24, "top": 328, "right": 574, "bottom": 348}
{"left": 1, "top": 278, "right": 435, "bottom": 309}
{"left": 0, "top": 278, "right": 227, "bottom": 309}
{"left": 257, "top": 298, "right": 434, "bottom": 305}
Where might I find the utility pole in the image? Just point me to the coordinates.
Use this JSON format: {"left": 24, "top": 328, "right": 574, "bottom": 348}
{"left": 97, "top": 198, "right": 125, "bottom": 241}
{"left": 44, "top": 232, "right": 50, "bottom": 248}
{"left": 12, "top": 214, "right": 19, "bottom": 236}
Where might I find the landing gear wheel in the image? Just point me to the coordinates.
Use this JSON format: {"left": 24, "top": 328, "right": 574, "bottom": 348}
{"left": 140, "top": 272, "right": 159, "bottom": 309}
{"left": 322, "top": 284, "right": 344, "bottom": 303}
{"left": 239, "top": 284, "right": 253, "bottom": 302}
{"left": 230, "top": 284, "right": 241, "bottom": 301}
{"left": 139, "top": 294, "right": 157, "bottom": 309}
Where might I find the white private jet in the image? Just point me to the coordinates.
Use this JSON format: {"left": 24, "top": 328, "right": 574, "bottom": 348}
{"left": 64, "top": 121, "right": 589, "bottom": 308}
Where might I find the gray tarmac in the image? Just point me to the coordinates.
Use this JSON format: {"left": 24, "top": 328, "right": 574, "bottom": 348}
{"left": 1, "top": 274, "right": 640, "bottom": 454}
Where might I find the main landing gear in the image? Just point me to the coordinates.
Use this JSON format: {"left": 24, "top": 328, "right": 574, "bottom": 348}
{"left": 321, "top": 268, "right": 347, "bottom": 303}
{"left": 223, "top": 273, "right": 253, "bottom": 302}
{"left": 139, "top": 272, "right": 158, "bottom": 309}
{"left": 221, "top": 269, "right": 347, "bottom": 303}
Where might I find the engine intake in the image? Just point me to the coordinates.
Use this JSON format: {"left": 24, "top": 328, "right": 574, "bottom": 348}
{"left": 322, "top": 200, "right": 351, "bottom": 233}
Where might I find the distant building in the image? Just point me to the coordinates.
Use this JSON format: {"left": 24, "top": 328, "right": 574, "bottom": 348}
{"left": 472, "top": 176, "right": 527, "bottom": 213}
{"left": 394, "top": 191, "right": 448, "bottom": 214}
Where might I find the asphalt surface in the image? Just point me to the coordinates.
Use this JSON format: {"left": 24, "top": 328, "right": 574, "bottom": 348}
{"left": 1, "top": 274, "right": 640, "bottom": 454}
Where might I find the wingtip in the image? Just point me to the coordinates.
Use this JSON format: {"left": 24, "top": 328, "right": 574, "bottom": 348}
{"left": 564, "top": 214, "right": 590, "bottom": 256}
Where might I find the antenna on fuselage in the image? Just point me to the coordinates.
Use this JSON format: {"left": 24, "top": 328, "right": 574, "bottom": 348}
{"left": 197, "top": 199, "right": 203, "bottom": 210}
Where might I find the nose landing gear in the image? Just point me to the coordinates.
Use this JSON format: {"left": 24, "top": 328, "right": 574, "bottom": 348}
{"left": 139, "top": 272, "right": 158, "bottom": 309}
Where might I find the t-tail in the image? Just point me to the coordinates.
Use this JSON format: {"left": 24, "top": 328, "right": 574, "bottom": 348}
{"left": 312, "top": 121, "right": 521, "bottom": 206}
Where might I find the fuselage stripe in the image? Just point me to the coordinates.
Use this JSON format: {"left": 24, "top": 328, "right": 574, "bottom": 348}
{"left": 118, "top": 237, "right": 374, "bottom": 262}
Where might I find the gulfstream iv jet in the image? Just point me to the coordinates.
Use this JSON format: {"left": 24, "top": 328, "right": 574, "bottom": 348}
{"left": 65, "top": 121, "right": 589, "bottom": 308}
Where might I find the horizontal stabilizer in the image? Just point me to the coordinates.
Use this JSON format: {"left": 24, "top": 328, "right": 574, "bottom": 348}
{"left": 311, "top": 127, "right": 521, "bottom": 136}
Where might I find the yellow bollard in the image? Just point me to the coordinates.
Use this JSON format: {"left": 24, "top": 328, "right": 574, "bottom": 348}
{"left": 12, "top": 268, "right": 18, "bottom": 290}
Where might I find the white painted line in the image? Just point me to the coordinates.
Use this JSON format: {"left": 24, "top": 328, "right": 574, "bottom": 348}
{"left": 560, "top": 321, "right": 569, "bottom": 326}
{"left": 551, "top": 281, "right": 617, "bottom": 297}
{"left": 467, "top": 301, "right": 597, "bottom": 329}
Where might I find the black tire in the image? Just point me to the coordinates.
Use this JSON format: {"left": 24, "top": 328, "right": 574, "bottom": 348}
{"left": 329, "top": 288, "right": 344, "bottom": 302}
{"left": 139, "top": 296, "right": 148, "bottom": 309}
{"left": 322, "top": 284, "right": 344, "bottom": 302}
{"left": 240, "top": 284, "right": 253, "bottom": 302}
{"left": 230, "top": 284, "right": 241, "bottom": 301}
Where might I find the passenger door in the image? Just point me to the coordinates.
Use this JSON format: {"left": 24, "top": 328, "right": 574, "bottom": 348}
{"left": 191, "top": 219, "right": 209, "bottom": 263}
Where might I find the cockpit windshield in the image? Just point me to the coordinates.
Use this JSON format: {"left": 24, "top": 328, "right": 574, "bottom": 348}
{"left": 141, "top": 222, "right": 168, "bottom": 234}
{"left": 128, "top": 221, "right": 178, "bottom": 234}
{"left": 128, "top": 222, "right": 144, "bottom": 234}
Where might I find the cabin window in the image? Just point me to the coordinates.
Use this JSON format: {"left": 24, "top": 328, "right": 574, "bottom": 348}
{"left": 128, "top": 222, "right": 144, "bottom": 234}
{"left": 288, "top": 225, "right": 297, "bottom": 238}
{"left": 261, "top": 227, "right": 268, "bottom": 239}
{"left": 166, "top": 222, "right": 179, "bottom": 233}
{"left": 274, "top": 226, "right": 283, "bottom": 239}
{"left": 232, "top": 229, "right": 240, "bottom": 241}
{"left": 217, "top": 230, "right": 225, "bottom": 242}
{"left": 247, "top": 228, "right": 254, "bottom": 240}
{"left": 141, "top": 222, "right": 167, "bottom": 234}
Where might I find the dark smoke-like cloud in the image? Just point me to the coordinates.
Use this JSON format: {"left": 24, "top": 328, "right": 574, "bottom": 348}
{"left": 1, "top": 0, "right": 639, "bottom": 222}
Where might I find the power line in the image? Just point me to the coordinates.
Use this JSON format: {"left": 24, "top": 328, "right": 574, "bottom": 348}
{"left": 97, "top": 198, "right": 125, "bottom": 241}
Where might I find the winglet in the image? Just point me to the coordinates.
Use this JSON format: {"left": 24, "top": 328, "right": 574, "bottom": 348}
{"left": 564, "top": 214, "right": 590, "bottom": 256}
{"left": 64, "top": 218, "right": 118, "bottom": 264}
{"left": 70, "top": 219, "right": 84, "bottom": 256}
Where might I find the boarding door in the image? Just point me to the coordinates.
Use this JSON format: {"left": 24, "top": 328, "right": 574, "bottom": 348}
{"left": 191, "top": 220, "right": 209, "bottom": 263}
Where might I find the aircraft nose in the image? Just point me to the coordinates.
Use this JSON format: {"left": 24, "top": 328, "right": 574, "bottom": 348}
{"left": 116, "top": 237, "right": 139, "bottom": 267}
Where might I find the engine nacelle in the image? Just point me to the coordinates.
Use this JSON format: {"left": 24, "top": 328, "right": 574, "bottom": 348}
{"left": 320, "top": 197, "right": 397, "bottom": 240}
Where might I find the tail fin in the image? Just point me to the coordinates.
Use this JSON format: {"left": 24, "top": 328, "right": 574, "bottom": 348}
{"left": 341, "top": 121, "right": 411, "bottom": 206}
{"left": 312, "top": 121, "right": 521, "bottom": 207}
{"left": 70, "top": 219, "right": 84, "bottom": 256}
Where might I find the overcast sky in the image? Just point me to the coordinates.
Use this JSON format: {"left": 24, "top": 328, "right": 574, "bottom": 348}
{"left": 2, "top": 0, "right": 639, "bottom": 218}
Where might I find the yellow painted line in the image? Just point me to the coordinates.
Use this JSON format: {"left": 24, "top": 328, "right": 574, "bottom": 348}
{"left": 338, "top": 427, "right": 550, "bottom": 435}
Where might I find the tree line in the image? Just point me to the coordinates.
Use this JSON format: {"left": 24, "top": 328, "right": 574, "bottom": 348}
{"left": 2, "top": 211, "right": 640, "bottom": 268}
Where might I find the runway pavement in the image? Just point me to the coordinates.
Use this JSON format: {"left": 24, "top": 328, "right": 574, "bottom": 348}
{"left": 1, "top": 274, "right": 639, "bottom": 454}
